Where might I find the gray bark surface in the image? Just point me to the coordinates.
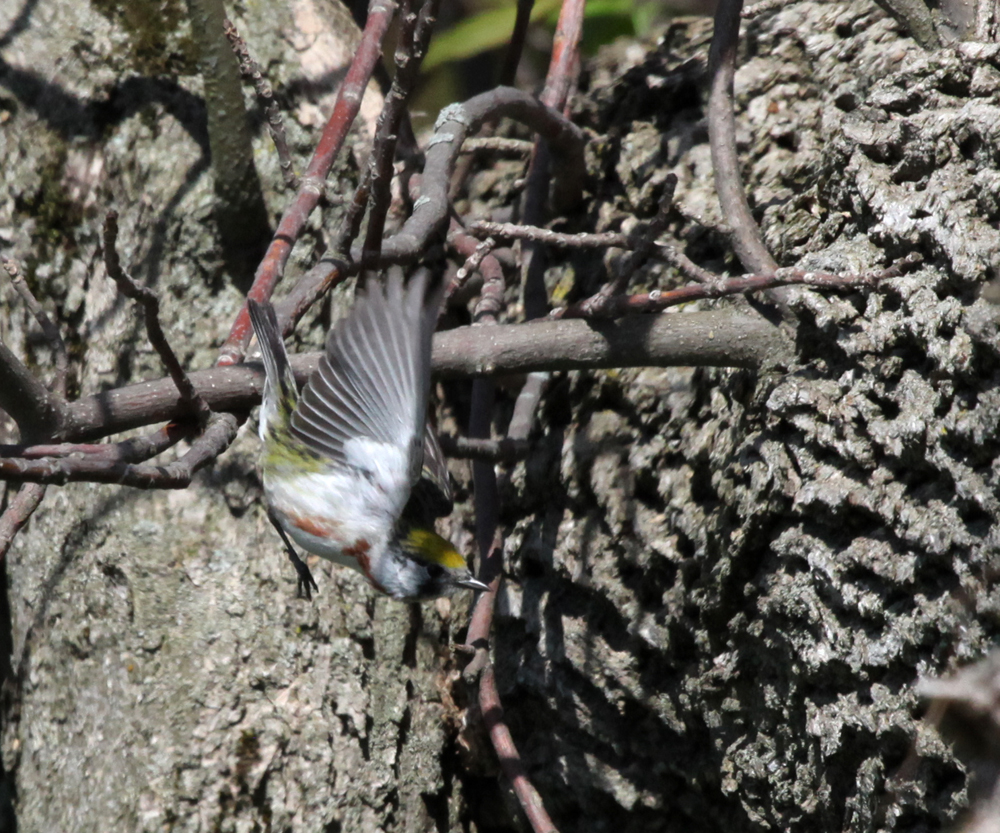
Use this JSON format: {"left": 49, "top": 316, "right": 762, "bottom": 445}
{"left": 1, "top": 0, "right": 999, "bottom": 831}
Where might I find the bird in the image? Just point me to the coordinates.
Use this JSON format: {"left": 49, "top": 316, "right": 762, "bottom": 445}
{"left": 247, "top": 272, "right": 488, "bottom": 601}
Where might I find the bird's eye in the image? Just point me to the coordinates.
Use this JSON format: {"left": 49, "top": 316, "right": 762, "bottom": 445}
{"left": 426, "top": 564, "right": 444, "bottom": 579}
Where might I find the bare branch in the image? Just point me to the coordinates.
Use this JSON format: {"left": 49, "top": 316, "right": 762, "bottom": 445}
{"left": 224, "top": 16, "right": 297, "bottom": 189}
{"left": 556, "top": 254, "right": 923, "bottom": 319}
{"left": 708, "top": 0, "right": 778, "bottom": 275}
{"left": 3, "top": 258, "right": 68, "bottom": 397}
{"left": 461, "top": 137, "right": 535, "bottom": 156}
{"left": 372, "top": 88, "right": 586, "bottom": 265}
{"left": 500, "top": 0, "right": 535, "bottom": 85}
{"left": 0, "top": 483, "right": 46, "bottom": 562}
{"left": 559, "top": 178, "right": 678, "bottom": 318}
{"left": 469, "top": 217, "right": 718, "bottom": 284}
{"left": 361, "top": 0, "right": 441, "bottom": 267}
{"left": 448, "top": 222, "right": 507, "bottom": 321}
{"left": 520, "top": 0, "right": 585, "bottom": 325}
{"left": 0, "top": 412, "right": 239, "bottom": 488}
{"left": 480, "top": 665, "right": 559, "bottom": 833}
{"left": 103, "top": 211, "right": 212, "bottom": 425}
{"left": 57, "top": 311, "right": 788, "bottom": 443}
{"left": 218, "top": 0, "right": 398, "bottom": 365}
{"left": 0, "top": 339, "right": 66, "bottom": 442}
{"left": 438, "top": 435, "right": 529, "bottom": 462}
{"left": 0, "top": 421, "right": 195, "bottom": 462}
{"left": 446, "top": 227, "right": 496, "bottom": 301}
{"left": 469, "top": 221, "right": 631, "bottom": 249}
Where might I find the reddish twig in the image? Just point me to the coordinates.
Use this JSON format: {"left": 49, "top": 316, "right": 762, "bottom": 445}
{"left": 224, "top": 16, "right": 297, "bottom": 189}
{"left": 0, "top": 412, "right": 239, "bottom": 488}
{"left": 0, "top": 421, "right": 195, "bottom": 462}
{"left": 274, "top": 167, "right": 375, "bottom": 330}
{"left": 446, "top": 224, "right": 498, "bottom": 304}
{"left": 103, "top": 211, "right": 212, "bottom": 426}
{"left": 708, "top": 0, "right": 778, "bottom": 275}
{"left": 218, "top": 0, "right": 397, "bottom": 366}
{"left": 479, "top": 648, "right": 556, "bottom": 833}
{"left": 519, "top": 0, "right": 585, "bottom": 322}
{"left": 0, "top": 483, "right": 46, "bottom": 562}
{"left": 361, "top": 0, "right": 441, "bottom": 267}
{"left": 552, "top": 179, "right": 678, "bottom": 318}
{"left": 540, "top": 0, "right": 584, "bottom": 114}
{"left": 465, "top": 376, "right": 553, "bottom": 833}
{"left": 455, "top": 38, "right": 588, "bottom": 822}
{"left": 3, "top": 258, "right": 68, "bottom": 398}
{"left": 557, "top": 253, "right": 924, "bottom": 319}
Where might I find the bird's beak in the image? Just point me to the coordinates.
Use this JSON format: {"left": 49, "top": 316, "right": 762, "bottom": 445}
{"left": 457, "top": 576, "right": 491, "bottom": 592}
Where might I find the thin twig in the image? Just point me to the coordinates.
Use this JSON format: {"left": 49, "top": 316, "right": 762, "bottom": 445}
{"left": 467, "top": 219, "right": 717, "bottom": 284}
{"left": 0, "top": 483, "right": 46, "bottom": 562}
{"left": 217, "top": 0, "right": 398, "bottom": 366}
{"left": 0, "top": 421, "right": 196, "bottom": 461}
{"left": 556, "top": 253, "right": 924, "bottom": 319}
{"left": 463, "top": 17, "right": 583, "bottom": 823}
{"left": 501, "top": 0, "right": 535, "bottom": 85}
{"left": 708, "top": 0, "right": 778, "bottom": 275}
{"left": 469, "top": 221, "right": 629, "bottom": 249}
{"left": 274, "top": 166, "right": 375, "bottom": 333}
{"left": 361, "top": 0, "right": 441, "bottom": 267}
{"left": 555, "top": 178, "right": 678, "bottom": 318}
{"left": 223, "top": 16, "right": 297, "bottom": 189}
{"left": 520, "top": 0, "right": 585, "bottom": 322}
{"left": 103, "top": 210, "right": 212, "bottom": 426}
{"left": 461, "top": 137, "right": 535, "bottom": 156}
{"left": 2, "top": 258, "right": 68, "bottom": 398}
{"left": 674, "top": 202, "right": 732, "bottom": 236}
{"left": 0, "top": 412, "right": 240, "bottom": 488}
{"left": 479, "top": 641, "right": 556, "bottom": 833}
{"left": 438, "top": 435, "right": 529, "bottom": 463}
{"left": 446, "top": 227, "right": 497, "bottom": 302}
{"left": 368, "top": 87, "right": 585, "bottom": 266}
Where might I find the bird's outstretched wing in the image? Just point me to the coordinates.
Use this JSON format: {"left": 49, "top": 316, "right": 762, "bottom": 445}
{"left": 402, "top": 424, "right": 454, "bottom": 525}
{"left": 289, "top": 272, "right": 444, "bottom": 515}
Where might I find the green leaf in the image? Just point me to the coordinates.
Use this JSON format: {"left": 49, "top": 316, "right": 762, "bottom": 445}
{"left": 424, "top": 0, "right": 563, "bottom": 70}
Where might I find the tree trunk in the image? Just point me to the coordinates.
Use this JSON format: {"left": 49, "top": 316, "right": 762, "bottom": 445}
{"left": 1, "top": 0, "right": 998, "bottom": 831}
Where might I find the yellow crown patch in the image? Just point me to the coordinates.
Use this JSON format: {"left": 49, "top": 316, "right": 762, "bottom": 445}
{"left": 403, "top": 528, "right": 466, "bottom": 570}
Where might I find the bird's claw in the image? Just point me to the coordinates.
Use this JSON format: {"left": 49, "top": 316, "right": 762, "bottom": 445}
{"left": 288, "top": 550, "right": 319, "bottom": 601}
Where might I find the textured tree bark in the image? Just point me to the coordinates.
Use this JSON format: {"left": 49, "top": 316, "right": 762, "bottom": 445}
{"left": 1, "top": 0, "right": 999, "bottom": 832}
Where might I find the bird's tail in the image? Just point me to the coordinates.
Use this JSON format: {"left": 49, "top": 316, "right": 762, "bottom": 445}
{"left": 247, "top": 298, "right": 297, "bottom": 439}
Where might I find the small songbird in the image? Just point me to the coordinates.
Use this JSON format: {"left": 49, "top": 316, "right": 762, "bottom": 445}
{"left": 247, "top": 273, "right": 487, "bottom": 601}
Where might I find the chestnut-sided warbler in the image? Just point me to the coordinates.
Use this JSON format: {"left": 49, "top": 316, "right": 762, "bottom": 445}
{"left": 247, "top": 272, "right": 487, "bottom": 601}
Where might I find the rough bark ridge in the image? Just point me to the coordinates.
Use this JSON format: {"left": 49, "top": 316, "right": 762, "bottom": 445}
{"left": 483, "top": 4, "right": 1000, "bottom": 830}
{"left": 1, "top": 0, "right": 999, "bottom": 832}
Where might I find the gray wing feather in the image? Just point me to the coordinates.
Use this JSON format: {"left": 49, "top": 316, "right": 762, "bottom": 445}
{"left": 290, "top": 272, "right": 443, "bottom": 488}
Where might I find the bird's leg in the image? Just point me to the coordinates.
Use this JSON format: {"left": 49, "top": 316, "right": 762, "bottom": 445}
{"left": 267, "top": 511, "right": 319, "bottom": 600}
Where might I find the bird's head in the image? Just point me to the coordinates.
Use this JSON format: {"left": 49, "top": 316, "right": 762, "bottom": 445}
{"left": 389, "top": 526, "right": 489, "bottom": 601}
